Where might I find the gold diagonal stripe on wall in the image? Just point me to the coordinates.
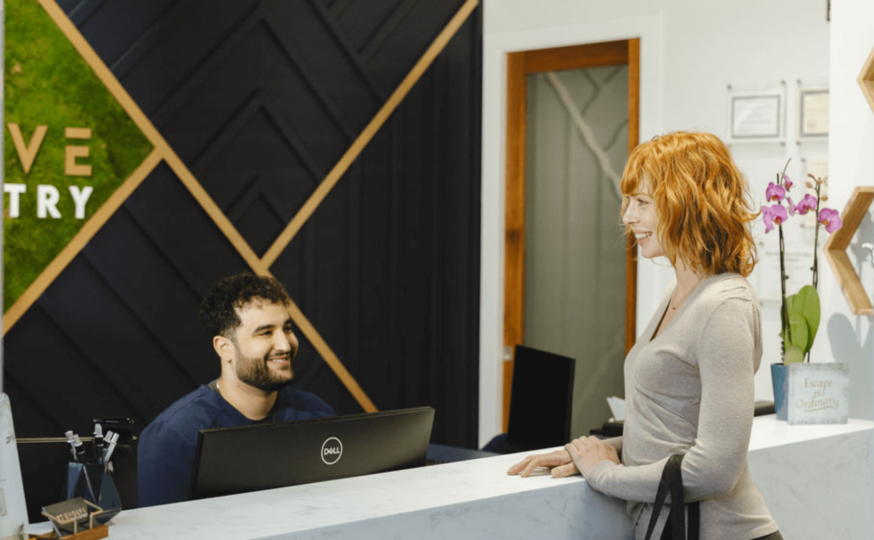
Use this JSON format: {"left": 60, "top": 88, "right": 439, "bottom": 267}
{"left": 22, "top": 0, "right": 379, "bottom": 412}
{"left": 260, "top": 0, "right": 480, "bottom": 268}
{"left": 285, "top": 295, "right": 378, "bottom": 412}
{"left": 240, "top": 254, "right": 378, "bottom": 413}
{"left": 37, "top": 0, "right": 264, "bottom": 273}
{"left": 3, "top": 148, "right": 162, "bottom": 334}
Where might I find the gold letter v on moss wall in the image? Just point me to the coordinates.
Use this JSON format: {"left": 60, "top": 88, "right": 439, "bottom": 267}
{"left": 3, "top": 0, "right": 153, "bottom": 316}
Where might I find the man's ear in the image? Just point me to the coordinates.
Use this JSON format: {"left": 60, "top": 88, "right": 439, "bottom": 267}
{"left": 213, "top": 335, "right": 233, "bottom": 362}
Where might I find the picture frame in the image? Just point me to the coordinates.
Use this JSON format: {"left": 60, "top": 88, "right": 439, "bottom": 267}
{"left": 726, "top": 84, "right": 786, "bottom": 144}
{"left": 798, "top": 87, "right": 829, "bottom": 138}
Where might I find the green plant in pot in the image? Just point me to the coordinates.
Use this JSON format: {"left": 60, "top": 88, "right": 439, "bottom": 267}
{"left": 762, "top": 161, "right": 842, "bottom": 419}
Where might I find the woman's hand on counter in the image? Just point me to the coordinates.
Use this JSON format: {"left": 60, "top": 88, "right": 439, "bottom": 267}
{"left": 565, "top": 436, "right": 620, "bottom": 476}
{"left": 507, "top": 449, "right": 580, "bottom": 478}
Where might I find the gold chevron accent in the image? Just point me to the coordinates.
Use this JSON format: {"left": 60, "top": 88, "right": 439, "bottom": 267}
{"left": 9, "top": 0, "right": 478, "bottom": 414}
{"left": 261, "top": 0, "right": 480, "bottom": 267}
{"left": 3, "top": 148, "right": 162, "bottom": 332}
{"left": 33, "top": 0, "right": 377, "bottom": 412}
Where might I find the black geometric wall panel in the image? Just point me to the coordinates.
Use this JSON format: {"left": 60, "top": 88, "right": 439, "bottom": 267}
{"left": 6, "top": 0, "right": 481, "bottom": 457}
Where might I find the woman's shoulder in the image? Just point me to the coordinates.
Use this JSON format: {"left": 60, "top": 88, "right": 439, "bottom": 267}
{"left": 695, "top": 273, "right": 759, "bottom": 312}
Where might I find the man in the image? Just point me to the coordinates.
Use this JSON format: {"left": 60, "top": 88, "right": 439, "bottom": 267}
{"left": 137, "top": 273, "right": 334, "bottom": 507}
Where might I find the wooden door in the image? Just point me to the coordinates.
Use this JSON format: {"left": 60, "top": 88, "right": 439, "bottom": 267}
{"left": 503, "top": 39, "right": 640, "bottom": 432}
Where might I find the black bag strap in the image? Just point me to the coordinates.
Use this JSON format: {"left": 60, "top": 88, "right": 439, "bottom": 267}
{"left": 643, "top": 453, "right": 700, "bottom": 540}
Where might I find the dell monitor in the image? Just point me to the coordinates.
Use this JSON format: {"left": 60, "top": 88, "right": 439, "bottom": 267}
{"left": 191, "top": 406, "right": 435, "bottom": 500}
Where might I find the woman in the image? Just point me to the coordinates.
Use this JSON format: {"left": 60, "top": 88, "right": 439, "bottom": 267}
{"left": 508, "top": 132, "right": 781, "bottom": 540}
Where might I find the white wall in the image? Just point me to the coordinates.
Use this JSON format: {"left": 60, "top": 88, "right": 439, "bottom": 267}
{"left": 480, "top": 0, "right": 839, "bottom": 446}
{"left": 828, "top": 0, "right": 874, "bottom": 421}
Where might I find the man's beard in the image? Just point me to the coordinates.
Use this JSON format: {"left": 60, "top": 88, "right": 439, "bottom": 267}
{"left": 233, "top": 345, "right": 295, "bottom": 392}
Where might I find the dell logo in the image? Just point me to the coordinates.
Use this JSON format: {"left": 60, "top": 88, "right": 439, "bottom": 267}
{"left": 321, "top": 437, "right": 343, "bottom": 465}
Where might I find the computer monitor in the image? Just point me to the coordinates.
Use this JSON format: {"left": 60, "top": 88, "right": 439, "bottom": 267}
{"left": 506, "top": 345, "right": 575, "bottom": 450}
{"left": 191, "top": 406, "right": 435, "bottom": 500}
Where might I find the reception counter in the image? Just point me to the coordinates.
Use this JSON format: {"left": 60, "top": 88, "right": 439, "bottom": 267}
{"left": 28, "top": 416, "right": 874, "bottom": 540}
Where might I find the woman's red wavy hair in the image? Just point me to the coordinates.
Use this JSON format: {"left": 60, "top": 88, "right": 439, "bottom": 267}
{"left": 621, "top": 132, "right": 758, "bottom": 277}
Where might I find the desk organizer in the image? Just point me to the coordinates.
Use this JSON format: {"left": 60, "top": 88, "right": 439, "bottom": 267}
{"left": 64, "top": 463, "right": 121, "bottom": 524}
{"left": 28, "top": 524, "right": 109, "bottom": 540}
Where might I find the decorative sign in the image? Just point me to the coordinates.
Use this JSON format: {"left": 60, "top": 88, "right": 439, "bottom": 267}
{"left": 787, "top": 363, "right": 849, "bottom": 425}
{"left": 42, "top": 497, "right": 105, "bottom": 537}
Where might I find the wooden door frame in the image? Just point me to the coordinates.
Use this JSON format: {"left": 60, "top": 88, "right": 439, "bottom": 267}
{"left": 503, "top": 39, "right": 640, "bottom": 430}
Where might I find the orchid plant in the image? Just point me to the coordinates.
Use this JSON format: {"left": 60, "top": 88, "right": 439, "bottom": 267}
{"left": 762, "top": 160, "right": 842, "bottom": 364}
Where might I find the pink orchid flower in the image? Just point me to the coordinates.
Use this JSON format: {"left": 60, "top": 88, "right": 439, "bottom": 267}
{"left": 765, "top": 182, "right": 786, "bottom": 203}
{"left": 782, "top": 174, "right": 793, "bottom": 190}
{"left": 762, "top": 204, "right": 788, "bottom": 233}
{"left": 818, "top": 208, "right": 842, "bottom": 233}
{"left": 794, "top": 194, "right": 817, "bottom": 215}
{"left": 786, "top": 196, "right": 796, "bottom": 216}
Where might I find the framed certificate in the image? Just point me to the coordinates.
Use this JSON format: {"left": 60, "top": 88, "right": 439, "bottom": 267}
{"left": 729, "top": 93, "right": 783, "bottom": 140}
{"left": 726, "top": 84, "right": 786, "bottom": 144}
{"left": 799, "top": 87, "right": 829, "bottom": 138}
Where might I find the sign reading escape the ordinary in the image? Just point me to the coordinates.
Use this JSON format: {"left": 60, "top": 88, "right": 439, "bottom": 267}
{"left": 787, "top": 363, "right": 849, "bottom": 425}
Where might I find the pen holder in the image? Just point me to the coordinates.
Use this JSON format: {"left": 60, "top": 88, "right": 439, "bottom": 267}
{"left": 64, "top": 462, "right": 121, "bottom": 524}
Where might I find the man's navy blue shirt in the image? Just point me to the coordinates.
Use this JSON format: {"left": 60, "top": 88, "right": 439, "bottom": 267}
{"left": 137, "top": 385, "right": 334, "bottom": 507}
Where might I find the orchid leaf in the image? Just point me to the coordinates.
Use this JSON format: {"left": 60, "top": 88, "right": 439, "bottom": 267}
{"left": 788, "top": 286, "right": 820, "bottom": 352}
{"left": 782, "top": 311, "right": 810, "bottom": 353}
{"left": 784, "top": 345, "right": 805, "bottom": 364}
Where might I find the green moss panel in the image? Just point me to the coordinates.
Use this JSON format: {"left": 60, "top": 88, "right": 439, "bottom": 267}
{"left": 4, "top": 0, "right": 153, "bottom": 312}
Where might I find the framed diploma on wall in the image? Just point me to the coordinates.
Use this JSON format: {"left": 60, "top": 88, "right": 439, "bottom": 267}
{"left": 726, "top": 84, "right": 786, "bottom": 144}
{"left": 799, "top": 87, "right": 829, "bottom": 138}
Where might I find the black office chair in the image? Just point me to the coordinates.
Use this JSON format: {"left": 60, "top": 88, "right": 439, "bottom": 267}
{"left": 483, "top": 345, "right": 576, "bottom": 454}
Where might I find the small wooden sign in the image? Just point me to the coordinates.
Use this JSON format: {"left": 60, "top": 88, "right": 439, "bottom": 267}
{"left": 787, "top": 363, "right": 849, "bottom": 425}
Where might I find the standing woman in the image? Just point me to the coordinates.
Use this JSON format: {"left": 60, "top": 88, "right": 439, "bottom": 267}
{"left": 509, "top": 132, "right": 782, "bottom": 540}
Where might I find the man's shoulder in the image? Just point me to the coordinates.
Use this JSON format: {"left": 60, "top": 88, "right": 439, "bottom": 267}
{"left": 145, "top": 386, "right": 226, "bottom": 434}
{"left": 276, "top": 386, "right": 335, "bottom": 418}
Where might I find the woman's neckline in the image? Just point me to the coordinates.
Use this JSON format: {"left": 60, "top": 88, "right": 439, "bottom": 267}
{"left": 648, "top": 274, "right": 716, "bottom": 342}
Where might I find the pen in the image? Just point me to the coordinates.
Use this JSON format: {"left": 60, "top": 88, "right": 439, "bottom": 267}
{"left": 65, "top": 430, "right": 78, "bottom": 462}
{"left": 72, "top": 434, "right": 86, "bottom": 462}
{"left": 93, "top": 423, "right": 104, "bottom": 463}
{"left": 102, "top": 432, "right": 119, "bottom": 466}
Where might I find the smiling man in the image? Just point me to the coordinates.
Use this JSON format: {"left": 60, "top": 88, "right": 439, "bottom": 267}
{"left": 137, "top": 273, "right": 335, "bottom": 507}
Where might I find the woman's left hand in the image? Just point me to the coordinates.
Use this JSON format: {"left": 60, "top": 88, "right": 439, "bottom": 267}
{"left": 565, "top": 436, "right": 620, "bottom": 476}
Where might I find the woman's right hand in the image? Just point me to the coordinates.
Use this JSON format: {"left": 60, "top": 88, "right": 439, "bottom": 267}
{"left": 507, "top": 449, "right": 580, "bottom": 478}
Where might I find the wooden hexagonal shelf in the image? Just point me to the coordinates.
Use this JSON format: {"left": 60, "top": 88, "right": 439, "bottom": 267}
{"left": 860, "top": 43, "right": 874, "bottom": 114}
{"left": 823, "top": 186, "right": 874, "bottom": 316}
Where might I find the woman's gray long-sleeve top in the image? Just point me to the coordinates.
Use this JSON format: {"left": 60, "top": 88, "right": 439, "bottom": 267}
{"left": 585, "top": 273, "right": 779, "bottom": 540}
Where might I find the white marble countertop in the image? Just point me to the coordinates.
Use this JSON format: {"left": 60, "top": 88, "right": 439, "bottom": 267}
{"left": 26, "top": 416, "right": 874, "bottom": 540}
{"left": 96, "top": 450, "right": 623, "bottom": 540}
{"left": 747, "top": 415, "right": 874, "bottom": 450}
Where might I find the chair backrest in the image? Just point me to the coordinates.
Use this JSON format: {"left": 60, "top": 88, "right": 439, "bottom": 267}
{"left": 506, "top": 345, "right": 575, "bottom": 450}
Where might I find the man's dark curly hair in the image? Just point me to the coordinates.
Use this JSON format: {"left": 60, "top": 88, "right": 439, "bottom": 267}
{"left": 198, "top": 273, "right": 291, "bottom": 338}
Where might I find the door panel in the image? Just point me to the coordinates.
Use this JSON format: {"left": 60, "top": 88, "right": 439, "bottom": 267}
{"left": 524, "top": 66, "right": 628, "bottom": 437}
{"left": 503, "top": 40, "right": 639, "bottom": 435}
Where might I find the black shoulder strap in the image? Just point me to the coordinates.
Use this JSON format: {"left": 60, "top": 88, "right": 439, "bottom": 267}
{"left": 643, "top": 453, "right": 700, "bottom": 540}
